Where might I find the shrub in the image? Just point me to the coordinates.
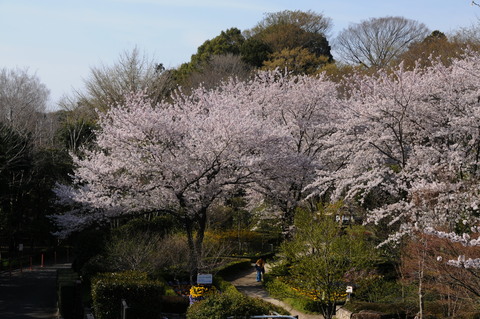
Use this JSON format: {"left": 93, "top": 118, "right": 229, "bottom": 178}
{"left": 214, "top": 258, "right": 252, "bottom": 278}
{"left": 80, "top": 255, "right": 111, "bottom": 287}
{"left": 353, "top": 276, "right": 404, "bottom": 303}
{"left": 71, "top": 227, "right": 109, "bottom": 273}
{"left": 91, "top": 271, "right": 165, "bottom": 319}
{"left": 344, "top": 301, "right": 417, "bottom": 318}
{"left": 204, "top": 228, "right": 281, "bottom": 255}
{"left": 160, "top": 295, "right": 189, "bottom": 313}
{"left": 264, "top": 275, "right": 321, "bottom": 314}
{"left": 186, "top": 291, "right": 288, "bottom": 319}
{"left": 213, "top": 275, "right": 241, "bottom": 296}
{"left": 57, "top": 268, "right": 83, "bottom": 319}
{"left": 58, "top": 283, "right": 84, "bottom": 319}
{"left": 113, "top": 215, "right": 182, "bottom": 237}
{"left": 351, "top": 310, "right": 389, "bottom": 319}
{"left": 105, "top": 231, "right": 164, "bottom": 274}
{"left": 264, "top": 275, "right": 295, "bottom": 299}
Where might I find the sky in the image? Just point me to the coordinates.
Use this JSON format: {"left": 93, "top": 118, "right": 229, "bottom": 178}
{"left": 1, "top": 0, "right": 479, "bottom": 111}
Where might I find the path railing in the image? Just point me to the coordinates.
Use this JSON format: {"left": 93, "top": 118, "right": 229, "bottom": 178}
{"left": 0, "top": 247, "right": 71, "bottom": 276}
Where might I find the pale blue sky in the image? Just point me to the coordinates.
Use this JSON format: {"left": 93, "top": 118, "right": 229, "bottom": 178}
{"left": 1, "top": 0, "right": 478, "bottom": 110}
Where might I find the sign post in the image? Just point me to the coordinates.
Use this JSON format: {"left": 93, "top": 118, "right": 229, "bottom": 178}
{"left": 346, "top": 286, "right": 353, "bottom": 302}
{"left": 196, "top": 274, "right": 213, "bottom": 285}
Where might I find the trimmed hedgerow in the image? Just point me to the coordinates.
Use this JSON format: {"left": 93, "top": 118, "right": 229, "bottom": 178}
{"left": 91, "top": 271, "right": 165, "bottom": 319}
{"left": 160, "top": 295, "right": 190, "bottom": 313}
{"left": 213, "top": 275, "right": 240, "bottom": 296}
{"left": 57, "top": 268, "right": 83, "bottom": 319}
{"left": 214, "top": 258, "right": 252, "bottom": 278}
{"left": 186, "top": 290, "right": 288, "bottom": 319}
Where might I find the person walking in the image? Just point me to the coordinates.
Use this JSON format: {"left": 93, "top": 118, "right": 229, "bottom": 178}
{"left": 255, "top": 257, "right": 265, "bottom": 282}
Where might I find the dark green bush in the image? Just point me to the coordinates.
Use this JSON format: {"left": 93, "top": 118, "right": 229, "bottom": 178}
{"left": 58, "top": 283, "right": 84, "bottom": 319}
{"left": 57, "top": 268, "right": 83, "bottom": 319}
{"left": 91, "top": 271, "right": 165, "bottom": 319}
{"left": 71, "top": 227, "right": 109, "bottom": 273}
{"left": 213, "top": 275, "right": 242, "bottom": 296}
{"left": 79, "top": 254, "right": 113, "bottom": 292}
{"left": 59, "top": 284, "right": 74, "bottom": 318}
{"left": 113, "top": 215, "right": 182, "bottom": 237}
{"left": 161, "top": 295, "right": 189, "bottom": 313}
{"left": 214, "top": 258, "right": 252, "bottom": 278}
{"left": 186, "top": 291, "right": 288, "bottom": 319}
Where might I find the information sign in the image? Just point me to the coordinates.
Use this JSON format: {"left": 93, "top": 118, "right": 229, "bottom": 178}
{"left": 197, "top": 274, "right": 213, "bottom": 285}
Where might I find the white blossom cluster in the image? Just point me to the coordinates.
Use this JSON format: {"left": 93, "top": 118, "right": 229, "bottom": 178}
{"left": 425, "top": 227, "right": 480, "bottom": 247}
{"left": 447, "top": 256, "right": 480, "bottom": 269}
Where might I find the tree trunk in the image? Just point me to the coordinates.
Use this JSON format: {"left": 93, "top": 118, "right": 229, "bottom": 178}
{"left": 194, "top": 207, "right": 207, "bottom": 267}
{"left": 184, "top": 218, "right": 199, "bottom": 284}
{"left": 321, "top": 301, "right": 335, "bottom": 319}
{"left": 184, "top": 207, "right": 208, "bottom": 284}
{"left": 417, "top": 238, "right": 427, "bottom": 319}
{"left": 418, "top": 272, "right": 424, "bottom": 319}
{"left": 281, "top": 207, "right": 296, "bottom": 239}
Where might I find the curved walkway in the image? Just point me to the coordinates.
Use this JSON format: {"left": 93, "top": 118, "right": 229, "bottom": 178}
{"left": 226, "top": 265, "right": 321, "bottom": 319}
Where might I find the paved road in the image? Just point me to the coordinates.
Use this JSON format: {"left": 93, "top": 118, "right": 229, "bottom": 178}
{"left": 0, "top": 263, "right": 70, "bottom": 319}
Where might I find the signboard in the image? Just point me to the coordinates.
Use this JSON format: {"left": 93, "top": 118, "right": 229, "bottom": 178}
{"left": 346, "top": 286, "right": 353, "bottom": 293}
{"left": 18, "top": 244, "right": 23, "bottom": 252}
{"left": 197, "top": 274, "right": 213, "bottom": 285}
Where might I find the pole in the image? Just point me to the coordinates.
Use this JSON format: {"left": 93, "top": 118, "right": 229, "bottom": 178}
{"left": 121, "top": 299, "right": 129, "bottom": 319}
{"left": 41, "top": 253, "right": 44, "bottom": 267}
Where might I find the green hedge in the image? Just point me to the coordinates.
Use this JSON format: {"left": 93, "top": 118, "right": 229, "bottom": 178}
{"left": 187, "top": 269, "right": 288, "bottom": 319}
{"left": 214, "top": 258, "right": 252, "bottom": 279}
{"left": 58, "top": 284, "right": 84, "bottom": 319}
{"left": 160, "top": 295, "right": 190, "bottom": 313}
{"left": 57, "top": 268, "right": 83, "bottom": 319}
{"left": 186, "top": 290, "right": 288, "bottom": 319}
{"left": 91, "top": 271, "right": 165, "bottom": 319}
{"left": 213, "top": 275, "right": 241, "bottom": 296}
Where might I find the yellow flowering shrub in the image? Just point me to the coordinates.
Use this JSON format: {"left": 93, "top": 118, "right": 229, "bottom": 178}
{"left": 189, "top": 285, "right": 217, "bottom": 298}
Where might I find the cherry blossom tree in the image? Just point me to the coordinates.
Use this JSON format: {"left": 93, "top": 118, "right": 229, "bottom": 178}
{"left": 311, "top": 51, "right": 480, "bottom": 270}
{"left": 52, "top": 69, "right": 345, "bottom": 277}
{"left": 53, "top": 82, "right": 274, "bottom": 280}
{"left": 244, "top": 71, "right": 341, "bottom": 233}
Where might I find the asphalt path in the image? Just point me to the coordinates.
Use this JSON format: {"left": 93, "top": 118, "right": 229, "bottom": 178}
{"left": 0, "top": 263, "right": 70, "bottom": 319}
